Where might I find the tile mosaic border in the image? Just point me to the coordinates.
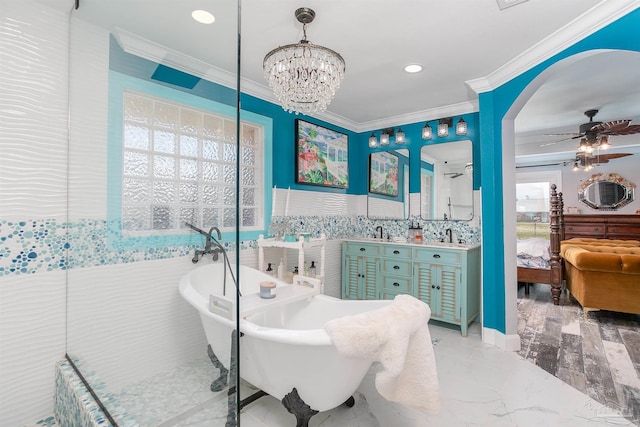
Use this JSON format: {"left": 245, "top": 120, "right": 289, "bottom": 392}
{"left": 1, "top": 216, "right": 479, "bottom": 277}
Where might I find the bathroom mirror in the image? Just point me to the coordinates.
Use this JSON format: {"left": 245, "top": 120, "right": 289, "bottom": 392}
{"left": 578, "top": 172, "right": 635, "bottom": 210}
{"left": 420, "top": 140, "right": 473, "bottom": 221}
{"left": 367, "top": 148, "right": 409, "bottom": 219}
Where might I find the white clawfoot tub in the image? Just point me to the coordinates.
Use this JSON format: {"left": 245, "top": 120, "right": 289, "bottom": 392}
{"left": 178, "top": 262, "right": 392, "bottom": 416}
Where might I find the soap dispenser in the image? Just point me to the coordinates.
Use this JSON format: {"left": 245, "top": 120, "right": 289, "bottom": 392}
{"left": 266, "top": 262, "right": 274, "bottom": 276}
{"left": 308, "top": 261, "right": 316, "bottom": 278}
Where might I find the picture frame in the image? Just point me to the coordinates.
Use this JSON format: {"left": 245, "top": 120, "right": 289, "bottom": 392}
{"left": 295, "top": 119, "right": 349, "bottom": 189}
{"left": 369, "top": 151, "right": 399, "bottom": 197}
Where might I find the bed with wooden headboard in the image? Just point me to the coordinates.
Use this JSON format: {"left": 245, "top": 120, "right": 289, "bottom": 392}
{"left": 517, "top": 184, "right": 564, "bottom": 305}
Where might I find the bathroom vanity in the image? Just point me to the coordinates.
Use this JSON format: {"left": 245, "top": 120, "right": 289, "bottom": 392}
{"left": 342, "top": 239, "right": 481, "bottom": 336}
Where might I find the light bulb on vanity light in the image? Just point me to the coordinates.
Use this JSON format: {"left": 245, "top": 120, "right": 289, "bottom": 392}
{"left": 422, "top": 122, "right": 433, "bottom": 140}
{"left": 380, "top": 130, "right": 390, "bottom": 146}
{"left": 396, "top": 128, "right": 405, "bottom": 144}
{"left": 437, "top": 119, "right": 450, "bottom": 137}
{"left": 368, "top": 133, "right": 378, "bottom": 148}
{"left": 455, "top": 118, "right": 467, "bottom": 136}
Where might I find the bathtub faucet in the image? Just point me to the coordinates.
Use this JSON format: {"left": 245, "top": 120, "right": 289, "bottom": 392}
{"left": 186, "top": 223, "right": 224, "bottom": 263}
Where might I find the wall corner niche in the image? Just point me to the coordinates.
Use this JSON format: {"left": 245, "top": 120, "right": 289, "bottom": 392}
{"left": 578, "top": 172, "right": 635, "bottom": 211}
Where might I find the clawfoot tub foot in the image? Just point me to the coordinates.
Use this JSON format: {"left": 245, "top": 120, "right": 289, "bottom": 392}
{"left": 344, "top": 396, "right": 355, "bottom": 407}
{"left": 207, "top": 344, "right": 229, "bottom": 392}
{"left": 282, "top": 388, "right": 319, "bottom": 427}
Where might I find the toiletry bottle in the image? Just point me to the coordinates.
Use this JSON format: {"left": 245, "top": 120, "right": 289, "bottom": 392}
{"left": 277, "top": 258, "right": 284, "bottom": 280}
{"left": 266, "top": 262, "right": 273, "bottom": 276}
{"left": 309, "top": 261, "right": 316, "bottom": 278}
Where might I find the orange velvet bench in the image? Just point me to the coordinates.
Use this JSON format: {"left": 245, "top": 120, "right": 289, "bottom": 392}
{"left": 561, "top": 242, "right": 640, "bottom": 319}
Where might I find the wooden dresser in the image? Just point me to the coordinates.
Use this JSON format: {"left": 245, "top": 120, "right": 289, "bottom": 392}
{"left": 563, "top": 214, "right": 640, "bottom": 240}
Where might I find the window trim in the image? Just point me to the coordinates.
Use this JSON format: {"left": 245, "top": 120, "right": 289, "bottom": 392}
{"left": 108, "top": 70, "right": 272, "bottom": 250}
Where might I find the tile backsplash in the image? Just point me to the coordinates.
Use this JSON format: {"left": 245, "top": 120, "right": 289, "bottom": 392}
{"left": 1, "top": 215, "right": 480, "bottom": 277}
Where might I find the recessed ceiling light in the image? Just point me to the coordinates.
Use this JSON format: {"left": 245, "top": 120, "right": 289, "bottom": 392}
{"left": 404, "top": 64, "right": 422, "bottom": 73}
{"left": 496, "top": 0, "right": 528, "bottom": 10}
{"left": 192, "top": 10, "right": 215, "bottom": 24}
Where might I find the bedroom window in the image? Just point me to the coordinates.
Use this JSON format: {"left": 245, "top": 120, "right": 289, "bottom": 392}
{"left": 516, "top": 171, "right": 561, "bottom": 240}
{"left": 121, "top": 90, "right": 264, "bottom": 235}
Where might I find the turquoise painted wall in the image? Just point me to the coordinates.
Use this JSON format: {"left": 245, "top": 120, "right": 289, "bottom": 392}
{"left": 480, "top": 8, "right": 640, "bottom": 333}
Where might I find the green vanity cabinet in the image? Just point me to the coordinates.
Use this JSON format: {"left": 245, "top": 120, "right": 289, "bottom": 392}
{"left": 342, "top": 242, "right": 379, "bottom": 300}
{"left": 342, "top": 240, "right": 481, "bottom": 336}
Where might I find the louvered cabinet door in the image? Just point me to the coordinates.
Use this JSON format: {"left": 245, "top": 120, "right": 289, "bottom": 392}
{"left": 342, "top": 254, "right": 360, "bottom": 299}
{"left": 434, "top": 264, "right": 461, "bottom": 324}
{"left": 414, "top": 262, "right": 437, "bottom": 317}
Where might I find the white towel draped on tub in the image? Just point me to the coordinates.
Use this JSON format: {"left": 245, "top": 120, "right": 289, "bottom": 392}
{"left": 324, "top": 294, "right": 440, "bottom": 413}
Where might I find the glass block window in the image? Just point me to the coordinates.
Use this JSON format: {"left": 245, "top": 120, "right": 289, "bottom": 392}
{"left": 121, "top": 91, "right": 264, "bottom": 234}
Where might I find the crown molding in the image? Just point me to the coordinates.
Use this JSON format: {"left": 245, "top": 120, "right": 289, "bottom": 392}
{"left": 354, "top": 101, "right": 479, "bottom": 134}
{"left": 112, "top": 28, "right": 479, "bottom": 133}
{"left": 466, "top": 0, "right": 640, "bottom": 94}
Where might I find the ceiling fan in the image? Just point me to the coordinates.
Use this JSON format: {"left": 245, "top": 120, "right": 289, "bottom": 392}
{"left": 516, "top": 152, "right": 633, "bottom": 169}
{"left": 540, "top": 109, "right": 640, "bottom": 147}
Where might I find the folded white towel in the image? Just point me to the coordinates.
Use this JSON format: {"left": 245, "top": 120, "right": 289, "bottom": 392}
{"left": 324, "top": 294, "right": 440, "bottom": 413}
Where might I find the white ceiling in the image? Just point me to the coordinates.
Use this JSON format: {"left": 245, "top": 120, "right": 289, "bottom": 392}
{"left": 52, "top": 0, "right": 640, "bottom": 165}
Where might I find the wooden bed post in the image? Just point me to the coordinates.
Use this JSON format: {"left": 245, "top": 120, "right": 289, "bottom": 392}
{"left": 549, "top": 184, "right": 562, "bottom": 305}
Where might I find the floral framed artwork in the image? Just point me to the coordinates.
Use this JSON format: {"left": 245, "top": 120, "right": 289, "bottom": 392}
{"left": 295, "top": 119, "right": 349, "bottom": 188}
{"left": 369, "top": 151, "right": 399, "bottom": 197}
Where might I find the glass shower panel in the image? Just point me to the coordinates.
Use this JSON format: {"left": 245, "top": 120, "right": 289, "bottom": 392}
{"left": 66, "top": 1, "right": 240, "bottom": 425}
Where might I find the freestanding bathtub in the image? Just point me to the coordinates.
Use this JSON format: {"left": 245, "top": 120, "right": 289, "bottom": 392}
{"left": 178, "top": 262, "right": 392, "bottom": 420}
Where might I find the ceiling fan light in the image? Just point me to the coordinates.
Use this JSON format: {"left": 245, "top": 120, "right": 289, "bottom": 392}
{"left": 599, "top": 135, "right": 611, "bottom": 149}
{"left": 572, "top": 162, "right": 580, "bottom": 172}
{"left": 422, "top": 123, "right": 433, "bottom": 140}
{"left": 578, "top": 139, "right": 588, "bottom": 152}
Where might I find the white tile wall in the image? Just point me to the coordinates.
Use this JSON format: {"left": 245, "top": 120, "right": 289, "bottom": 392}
{"left": 0, "top": 2, "right": 69, "bottom": 425}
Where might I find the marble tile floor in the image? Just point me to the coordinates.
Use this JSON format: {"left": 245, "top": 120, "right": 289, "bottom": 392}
{"left": 97, "top": 321, "right": 630, "bottom": 427}
{"left": 518, "top": 282, "right": 640, "bottom": 426}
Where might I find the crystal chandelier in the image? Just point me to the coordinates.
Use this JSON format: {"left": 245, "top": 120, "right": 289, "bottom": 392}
{"left": 263, "top": 8, "right": 346, "bottom": 115}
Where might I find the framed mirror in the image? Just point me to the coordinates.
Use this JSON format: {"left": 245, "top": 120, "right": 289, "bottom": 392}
{"left": 578, "top": 173, "right": 635, "bottom": 210}
{"left": 367, "top": 148, "right": 409, "bottom": 219}
{"left": 420, "top": 140, "right": 473, "bottom": 221}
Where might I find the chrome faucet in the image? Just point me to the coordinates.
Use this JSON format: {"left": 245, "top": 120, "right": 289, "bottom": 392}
{"left": 186, "top": 223, "right": 224, "bottom": 263}
{"left": 375, "top": 225, "right": 383, "bottom": 239}
{"left": 445, "top": 228, "right": 453, "bottom": 243}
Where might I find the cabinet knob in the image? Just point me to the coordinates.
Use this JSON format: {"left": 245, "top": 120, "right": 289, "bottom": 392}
{"left": 437, "top": 286, "right": 441, "bottom": 290}
{"left": 393, "top": 250, "right": 400, "bottom": 254}
{"left": 393, "top": 265, "right": 400, "bottom": 270}
{"left": 433, "top": 254, "right": 441, "bottom": 258}
{"left": 432, "top": 285, "right": 435, "bottom": 289}
{"left": 360, "top": 247, "right": 366, "bottom": 252}
{"left": 393, "top": 282, "right": 400, "bottom": 287}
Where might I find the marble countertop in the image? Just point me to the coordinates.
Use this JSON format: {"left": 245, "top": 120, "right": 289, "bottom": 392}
{"left": 343, "top": 238, "right": 480, "bottom": 251}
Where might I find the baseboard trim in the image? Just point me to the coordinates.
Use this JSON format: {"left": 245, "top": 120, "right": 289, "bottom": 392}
{"left": 482, "top": 327, "right": 521, "bottom": 352}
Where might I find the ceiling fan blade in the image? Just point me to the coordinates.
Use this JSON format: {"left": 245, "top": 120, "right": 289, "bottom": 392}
{"left": 538, "top": 134, "right": 585, "bottom": 147}
{"left": 596, "top": 153, "right": 632, "bottom": 160}
{"left": 609, "top": 124, "right": 640, "bottom": 136}
{"left": 591, "top": 120, "right": 630, "bottom": 133}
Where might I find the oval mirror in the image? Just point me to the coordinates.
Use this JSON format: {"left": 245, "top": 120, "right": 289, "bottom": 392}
{"left": 578, "top": 173, "right": 635, "bottom": 210}
{"left": 420, "top": 140, "right": 473, "bottom": 221}
{"left": 367, "top": 148, "right": 409, "bottom": 219}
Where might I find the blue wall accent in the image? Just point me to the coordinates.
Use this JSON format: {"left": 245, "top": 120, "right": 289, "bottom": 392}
{"left": 479, "top": 8, "right": 640, "bottom": 334}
